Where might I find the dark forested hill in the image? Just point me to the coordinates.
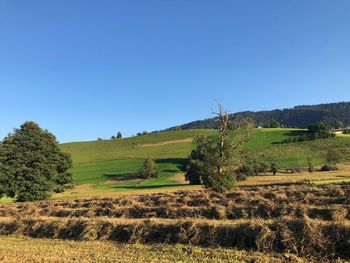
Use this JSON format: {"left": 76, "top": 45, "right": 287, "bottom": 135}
{"left": 168, "top": 102, "right": 350, "bottom": 130}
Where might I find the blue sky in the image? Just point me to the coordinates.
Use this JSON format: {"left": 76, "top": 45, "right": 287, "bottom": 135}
{"left": 1, "top": 1, "right": 349, "bottom": 142}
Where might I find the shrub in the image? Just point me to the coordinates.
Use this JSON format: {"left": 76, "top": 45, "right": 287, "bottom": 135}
{"left": 325, "top": 149, "right": 341, "bottom": 165}
{"left": 236, "top": 160, "right": 268, "bottom": 176}
{"left": 307, "top": 159, "right": 315, "bottom": 173}
{"left": 236, "top": 173, "right": 247, "bottom": 182}
{"left": 271, "top": 163, "right": 278, "bottom": 175}
{"left": 140, "top": 158, "right": 158, "bottom": 179}
{"left": 202, "top": 172, "right": 237, "bottom": 193}
{"left": 320, "top": 164, "right": 337, "bottom": 171}
{"left": 237, "top": 163, "right": 255, "bottom": 176}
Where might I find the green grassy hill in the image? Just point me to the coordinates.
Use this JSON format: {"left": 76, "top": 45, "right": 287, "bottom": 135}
{"left": 57, "top": 127, "right": 350, "bottom": 196}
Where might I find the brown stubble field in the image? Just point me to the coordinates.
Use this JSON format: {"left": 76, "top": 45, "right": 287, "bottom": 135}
{"left": 0, "top": 183, "right": 350, "bottom": 262}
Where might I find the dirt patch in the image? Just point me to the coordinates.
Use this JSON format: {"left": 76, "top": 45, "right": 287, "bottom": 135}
{"left": 136, "top": 138, "right": 193, "bottom": 147}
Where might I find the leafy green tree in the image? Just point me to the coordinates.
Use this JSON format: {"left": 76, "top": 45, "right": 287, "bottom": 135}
{"left": 117, "top": 132, "right": 122, "bottom": 139}
{"left": 140, "top": 157, "right": 158, "bottom": 179}
{"left": 0, "top": 121, "right": 73, "bottom": 202}
{"left": 185, "top": 149, "right": 204, "bottom": 185}
{"left": 271, "top": 162, "right": 278, "bottom": 175}
{"left": 306, "top": 123, "right": 334, "bottom": 140}
{"left": 185, "top": 102, "right": 252, "bottom": 192}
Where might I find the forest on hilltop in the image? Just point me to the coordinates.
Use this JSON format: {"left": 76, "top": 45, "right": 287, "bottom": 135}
{"left": 168, "top": 102, "right": 350, "bottom": 130}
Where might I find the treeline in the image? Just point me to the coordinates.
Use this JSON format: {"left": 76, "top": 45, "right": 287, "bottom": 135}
{"left": 283, "top": 123, "right": 335, "bottom": 143}
{"left": 167, "top": 101, "right": 350, "bottom": 130}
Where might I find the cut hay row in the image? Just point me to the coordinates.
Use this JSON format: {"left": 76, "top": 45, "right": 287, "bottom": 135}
{"left": 0, "top": 216, "right": 349, "bottom": 260}
{"left": 0, "top": 184, "right": 349, "bottom": 218}
{"left": 1, "top": 184, "right": 350, "bottom": 260}
{"left": 0, "top": 204, "right": 349, "bottom": 222}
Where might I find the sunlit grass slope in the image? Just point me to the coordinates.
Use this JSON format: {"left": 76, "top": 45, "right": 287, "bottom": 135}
{"left": 58, "top": 128, "right": 350, "bottom": 196}
{"left": 60, "top": 128, "right": 306, "bottom": 165}
{"left": 60, "top": 129, "right": 216, "bottom": 165}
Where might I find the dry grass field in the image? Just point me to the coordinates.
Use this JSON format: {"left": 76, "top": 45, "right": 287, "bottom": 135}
{"left": 1, "top": 183, "right": 350, "bottom": 262}
{"left": 0, "top": 236, "right": 306, "bottom": 263}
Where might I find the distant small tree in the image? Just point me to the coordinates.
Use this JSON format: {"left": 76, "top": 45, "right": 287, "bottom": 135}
{"left": 117, "top": 132, "right": 122, "bottom": 139}
{"left": 174, "top": 126, "right": 182, "bottom": 131}
{"left": 111, "top": 136, "right": 116, "bottom": 139}
{"left": 321, "top": 149, "right": 341, "bottom": 171}
{"left": 271, "top": 162, "right": 278, "bottom": 175}
{"left": 140, "top": 157, "right": 158, "bottom": 179}
{"left": 97, "top": 138, "right": 102, "bottom": 140}
{"left": 307, "top": 158, "right": 315, "bottom": 173}
{"left": 142, "top": 131, "right": 148, "bottom": 136}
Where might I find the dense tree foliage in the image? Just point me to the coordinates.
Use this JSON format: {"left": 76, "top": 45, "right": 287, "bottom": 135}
{"left": 117, "top": 132, "right": 122, "bottom": 139}
{"left": 0, "top": 121, "right": 73, "bottom": 202}
{"left": 236, "top": 159, "right": 269, "bottom": 176}
{"left": 185, "top": 103, "right": 252, "bottom": 192}
{"left": 167, "top": 102, "right": 350, "bottom": 130}
{"left": 140, "top": 157, "right": 158, "bottom": 179}
{"left": 284, "top": 123, "right": 335, "bottom": 143}
{"left": 271, "top": 163, "right": 278, "bottom": 175}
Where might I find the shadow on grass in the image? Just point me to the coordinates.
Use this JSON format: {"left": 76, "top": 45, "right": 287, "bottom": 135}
{"left": 102, "top": 172, "right": 140, "bottom": 181}
{"left": 155, "top": 158, "right": 187, "bottom": 171}
{"left": 101, "top": 158, "right": 187, "bottom": 184}
{"left": 271, "top": 130, "right": 307, "bottom": 145}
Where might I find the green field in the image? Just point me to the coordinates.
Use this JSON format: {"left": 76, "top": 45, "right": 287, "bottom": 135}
{"left": 55, "top": 128, "right": 350, "bottom": 197}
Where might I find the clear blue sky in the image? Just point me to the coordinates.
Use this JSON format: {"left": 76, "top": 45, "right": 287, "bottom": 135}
{"left": 1, "top": 1, "right": 349, "bottom": 142}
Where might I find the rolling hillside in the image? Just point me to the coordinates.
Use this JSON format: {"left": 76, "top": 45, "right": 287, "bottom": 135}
{"left": 57, "top": 128, "right": 350, "bottom": 197}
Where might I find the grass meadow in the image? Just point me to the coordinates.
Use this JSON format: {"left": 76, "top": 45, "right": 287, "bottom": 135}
{"left": 55, "top": 128, "right": 350, "bottom": 197}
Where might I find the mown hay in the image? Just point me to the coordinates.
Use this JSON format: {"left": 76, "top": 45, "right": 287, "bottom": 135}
{"left": 0, "top": 217, "right": 349, "bottom": 260}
